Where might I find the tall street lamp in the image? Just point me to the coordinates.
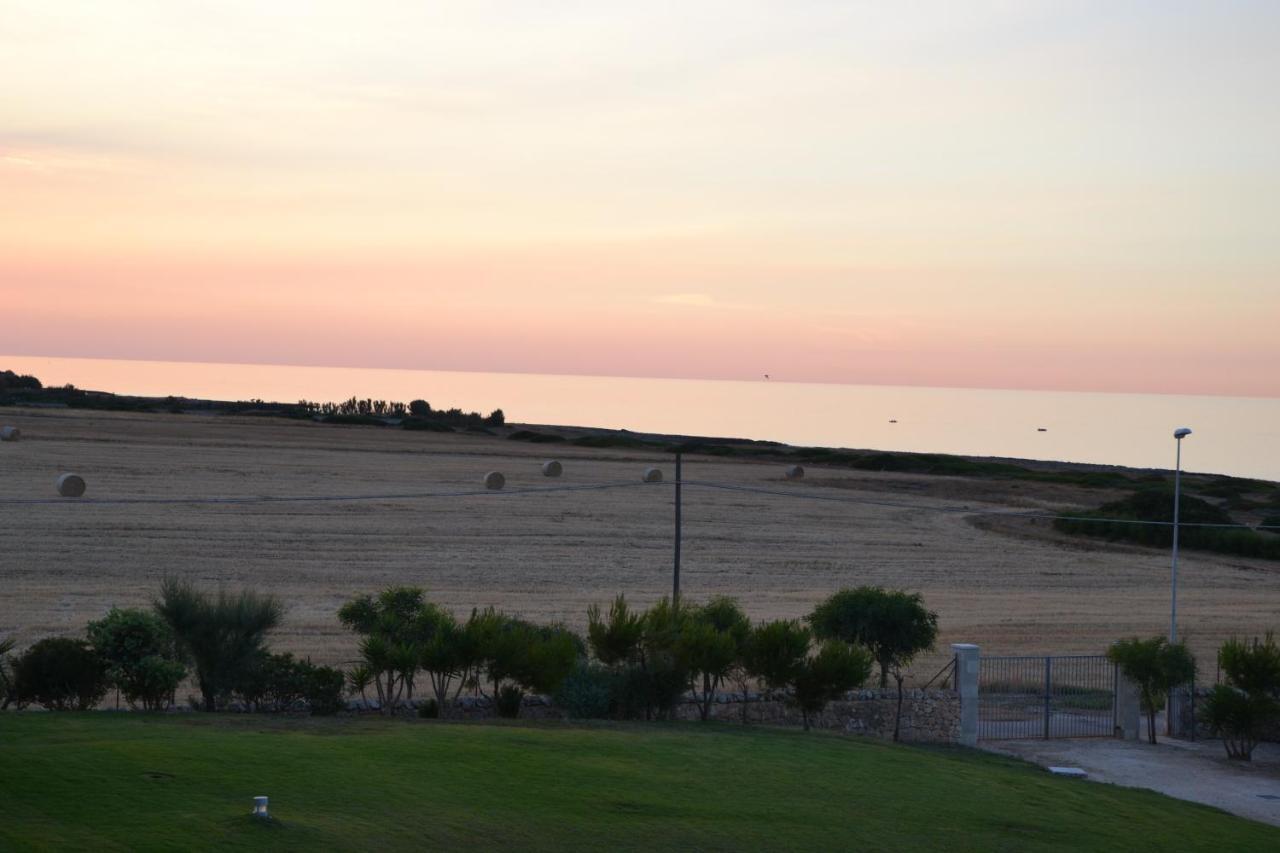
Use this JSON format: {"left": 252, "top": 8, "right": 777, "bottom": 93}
{"left": 1170, "top": 427, "right": 1192, "bottom": 643}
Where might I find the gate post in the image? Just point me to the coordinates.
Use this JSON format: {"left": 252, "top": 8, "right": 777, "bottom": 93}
{"left": 952, "top": 644, "right": 979, "bottom": 746}
{"left": 1115, "top": 670, "right": 1141, "bottom": 741}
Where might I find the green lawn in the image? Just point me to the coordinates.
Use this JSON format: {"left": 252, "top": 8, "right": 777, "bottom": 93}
{"left": 1, "top": 715, "right": 1274, "bottom": 852}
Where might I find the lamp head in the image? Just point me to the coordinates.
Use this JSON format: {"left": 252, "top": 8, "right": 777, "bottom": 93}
{"left": 1173, "top": 427, "right": 1192, "bottom": 439}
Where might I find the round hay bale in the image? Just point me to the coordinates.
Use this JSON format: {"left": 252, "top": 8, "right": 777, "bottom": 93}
{"left": 784, "top": 465, "right": 805, "bottom": 481}
{"left": 642, "top": 467, "right": 663, "bottom": 483}
{"left": 484, "top": 471, "right": 505, "bottom": 490}
{"left": 0, "top": 426, "right": 20, "bottom": 442}
{"left": 541, "top": 460, "right": 563, "bottom": 478}
{"left": 56, "top": 473, "right": 86, "bottom": 498}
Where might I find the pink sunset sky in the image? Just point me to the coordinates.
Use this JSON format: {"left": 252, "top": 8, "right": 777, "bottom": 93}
{"left": 3, "top": 2, "right": 1278, "bottom": 397}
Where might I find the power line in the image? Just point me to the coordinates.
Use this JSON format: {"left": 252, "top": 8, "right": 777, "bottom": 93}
{"left": 0, "top": 479, "right": 654, "bottom": 507}
{"left": 680, "top": 479, "right": 1280, "bottom": 531}
{"left": 1, "top": 475, "right": 1276, "bottom": 531}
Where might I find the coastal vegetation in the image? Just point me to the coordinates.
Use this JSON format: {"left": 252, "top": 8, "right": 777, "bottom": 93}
{"left": 1055, "top": 488, "right": 1280, "bottom": 560}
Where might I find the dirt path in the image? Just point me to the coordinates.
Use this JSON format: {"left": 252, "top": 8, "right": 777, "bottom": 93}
{"left": 986, "top": 737, "right": 1280, "bottom": 827}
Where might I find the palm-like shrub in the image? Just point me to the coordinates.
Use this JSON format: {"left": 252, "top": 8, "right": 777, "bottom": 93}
{"left": 154, "top": 579, "right": 283, "bottom": 712}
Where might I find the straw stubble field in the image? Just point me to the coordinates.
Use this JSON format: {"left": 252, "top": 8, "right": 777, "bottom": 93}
{"left": 1, "top": 407, "right": 1276, "bottom": 678}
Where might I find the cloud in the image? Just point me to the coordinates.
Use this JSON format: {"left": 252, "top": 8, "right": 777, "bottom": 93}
{"left": 654, "top": 293, "right": 715, "bottom": 307}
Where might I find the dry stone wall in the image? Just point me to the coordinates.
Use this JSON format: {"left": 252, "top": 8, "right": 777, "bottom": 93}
{"left": 421, "top": 688, "right": 961, "bottom": 744}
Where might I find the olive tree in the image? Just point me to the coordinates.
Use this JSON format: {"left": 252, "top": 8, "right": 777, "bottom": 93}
{"left": 1107, "top": 636, "right": 1196, "bottom": 745}
{"left": 808, "top": 587, "right": 938, "bottom": 741}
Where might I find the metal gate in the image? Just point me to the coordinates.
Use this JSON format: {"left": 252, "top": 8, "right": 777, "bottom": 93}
{"left": 978, "top": 655, "right": 1117, "bottom": 740}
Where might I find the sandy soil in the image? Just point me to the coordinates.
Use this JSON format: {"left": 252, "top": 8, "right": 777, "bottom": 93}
{"left": 986, "top": 737, "right": 1280, "bottom": 828}
{"left": 1, "top": 407, "right": 1277, "bottom": 677}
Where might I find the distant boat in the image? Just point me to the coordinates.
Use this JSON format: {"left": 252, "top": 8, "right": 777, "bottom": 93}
{"left": 1037, "top": 427, "right": 1048, "bottom": 432}
{"left": 889, "top": 419, "right": 898, "bottom": 423}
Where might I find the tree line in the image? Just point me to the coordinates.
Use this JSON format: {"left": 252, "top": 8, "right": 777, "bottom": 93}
{"left": 0, "top": 584, "right": 939, "bottom": 740}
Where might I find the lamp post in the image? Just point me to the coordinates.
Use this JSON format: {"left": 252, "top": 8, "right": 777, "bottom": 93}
{"left": 1169, "top": 427, "right": 1192, "bottom": 643}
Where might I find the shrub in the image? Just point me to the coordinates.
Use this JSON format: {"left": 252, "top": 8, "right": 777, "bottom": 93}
{"left": 792, "top": 641, "right": 873, "bottom": 731}
{"left": 746, "top": 620, "right": 811, "bottom": 694}
{"left": 472, "top": 608, "right": 580, "bottom": 717}
{"left": 154, "top": 580, "right": 283, "bottom": 712}
{"left": 417, "top": 698, "right": 440, "bottom": 719}
{"left": 495, "top": 685, "right": 523, "bottom": 718}
{"left": 1200, "top": 686, "right": 1274, "bottom": 760}
{"left": 13, "top": 638, "right": 108, "bottom": 711}
{"left": 0, "top": 637, "right": 17, "bottom": 709}
{"left": 408, "top": 399, "right": 431, "bottom": 416}
{"left": 1201, "top": 634, "right": 1280, "bottom": 760}
{"left": 234, "top": 653, "right": 345, "bottom": 714}
{"left": 87, "top": 607, "right": 185, "bottom": 711}
{"left": 552, "top": 661, "right": 615, "bottom": 719}
{"left": 1108, "top": 637, "right": 1196, "bottom": 744}
{"left": 681, "top": 598, "right": 750, "bottom": 721}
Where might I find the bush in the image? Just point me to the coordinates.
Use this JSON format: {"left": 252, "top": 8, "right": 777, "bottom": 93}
{"left": 154, "top": 580, "right": 283, "bottom": 712}
{"left": 13, "top": 638, "right": 109, "bottom": 711}
{"left": 0, "top": 637, "right": 16, "bottom": 709}
{"left": 1200, "top": 685, "right": 1275, "bottom": 760}
{"left": 496, "top": 685, "right": 523, "bottom": 718}
{"left": 1202, "top": 634, "right": 1280, "bottom": 760}
{"left": 87, "top": 607, "right": 185, "bottom": 711}
{"left": 234, "top": 653, "right": 345, "bottom": 714}
{"left": 792, "top": 641, "right": 873, "bottom": 731}
{"left": 417, "top": 698, "right": 440, "bottom": 718}
{"left": 1054, "top": 488, "right": 1280, "bottom": 560}
{"left": 552, "top": 661, "right": 615, "bottom": 719}
{"left": 408, "top": 399, "right": 431, "bottom": 416}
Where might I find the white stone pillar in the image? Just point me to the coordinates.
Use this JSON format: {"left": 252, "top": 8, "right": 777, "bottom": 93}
{"left": 1115, "top": 671, "right": 1141, "bottom": 740}
{"left": 952, "top": 643, "right": 980, "bottom": 747}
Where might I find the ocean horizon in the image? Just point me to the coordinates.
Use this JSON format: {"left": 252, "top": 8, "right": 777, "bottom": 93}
{"left": 4, "top": 353, "right": 1278, "bottom": 481}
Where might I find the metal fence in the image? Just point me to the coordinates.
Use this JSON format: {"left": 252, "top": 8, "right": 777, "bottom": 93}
{"left": 978, "top": 654, "right": 1117, "bottom": 740}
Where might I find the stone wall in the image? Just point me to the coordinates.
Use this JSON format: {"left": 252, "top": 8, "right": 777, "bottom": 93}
{"left": 425, "top": 688, "right": 962, "bottom": 744}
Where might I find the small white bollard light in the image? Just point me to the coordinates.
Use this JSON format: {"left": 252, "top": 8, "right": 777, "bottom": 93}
{"left": 252, "top": 796, "right": 270, "bottom": 818}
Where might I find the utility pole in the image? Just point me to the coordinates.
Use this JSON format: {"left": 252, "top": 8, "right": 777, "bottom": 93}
{"left": 673, "top": 452, "right": 682, "bottom": 605}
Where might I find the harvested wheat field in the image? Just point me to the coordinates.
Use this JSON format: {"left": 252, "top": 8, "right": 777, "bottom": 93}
{"left": 1, "top": 407, "right": 1277, "bottom": 679}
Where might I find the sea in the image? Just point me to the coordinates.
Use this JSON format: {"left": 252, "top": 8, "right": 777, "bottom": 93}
{"left": 3, "top": 355, "right": 1277, "bottom": 482}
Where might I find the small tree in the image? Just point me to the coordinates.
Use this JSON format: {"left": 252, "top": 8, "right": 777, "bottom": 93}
{"left": 1200, "top": 634, "right": 1280, "bottom": 760}
{"left": 792, "top": 641, "right": 873, "bottom": 731}
{"left": 1108, "top": 637, "right": 1197, "bottom": 744}
{"left": 471, "top": 608, "right": 578, "bottom": 717}
{"left": 681, "top": 598, "right": 750, "bottom": 721}
{"left": 155, "top": 579, "right": 283, "bottom": 712}
{"left": 419, "top": 612, "right": 481, "bottom": 716}
{"left": 746, "top": 619, "right": 811, "bottom": 696}
{"left": 13, "top": 638, "right": 108, "bottom": 711}
{"left": 639, "top": 598, "right": 692, "bottom": 720}
{"left": 87, "top": 607, "right": 186, "bottom": 711}
{"left": 809, "top": 587, "right": 938, "bottom": 741}
{"left": 587, "top": 595, "right": 647, "bottom": 718}
{"left": 409, "top": 399, "right": 431, "bottom": 417}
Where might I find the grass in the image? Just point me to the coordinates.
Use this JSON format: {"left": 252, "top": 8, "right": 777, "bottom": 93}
{"left": 1, "top": 716, "right": 1276, "bottom": 852}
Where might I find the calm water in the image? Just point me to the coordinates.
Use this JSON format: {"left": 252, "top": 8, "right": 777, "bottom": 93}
{"left": 4, "top": 355, "right": 1278, "bottom": 481}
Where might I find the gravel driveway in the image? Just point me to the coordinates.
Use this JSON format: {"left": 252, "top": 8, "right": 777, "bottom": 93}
{"left": 985, "top": 737, "right": 1280, "bottom": 827}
